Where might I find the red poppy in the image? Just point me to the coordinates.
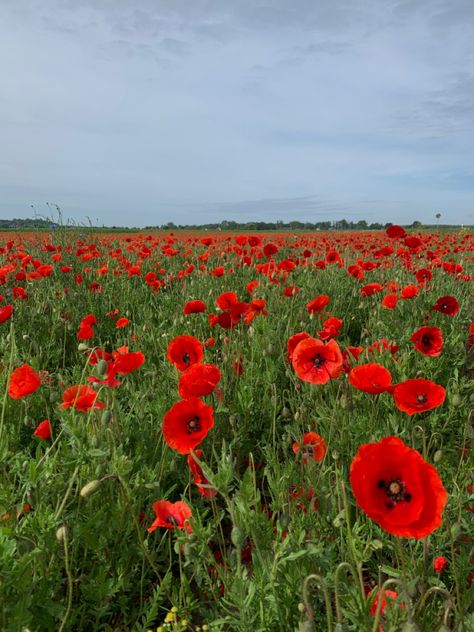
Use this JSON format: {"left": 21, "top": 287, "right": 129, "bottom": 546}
{"left": 8, "top": 365, "right": 41, "bottom": 399}
{"left": 147, "top": 500, "right": 193, "bottom": 534}
{"left": 178, "top": 363, "right": 221, "bottom": 398}
{"left": 317, "top": 316, "right": 343, "bottom": 341}
{"left": 392, "top": 378, "right": 446, "bottom": 415}
{"left": 183, "top": 299, "right": 206, "bottom": 314}
{"left": 386, "top": 224, "right": 406, "bottom": 238}
{"left": 410, "top": 326, "right": 443, "bottom": 357}
{"left": 401, "top": 284, "right": 419, "bottom": 299}
{"left": 292, "top": 337, "right": 343, "bottom": 384}
{"left": 60, "top": 385, "right": 106, "bottom": 412}
{"left": 77, "top": 325, "right": 94, "bottom": 340}
{"left": 306, "top": 294, "right": 330, "bottom": 315}
{"left": 115, "top": 317, "right": 129, "bottom": 328}
{"left": 349, "top": 363, "right": 392, "bottom": 394}
{"left": 216, "top": 291, "right": 238, "bottom": 310}
{"left": 289, "top": 486, "right": 318, "bottom": 513}
{"left": 432, "top": 295, "right": 459, "bottom": 316}
{"left": 33, "top": 419, "right": 52, "bottom": 440}
{"left": 381, "top": 294, "right": 398, "bottom": 310}
{"left": 416, "top": 268, "right": 432, "bottom": 283}
{"left": 163, "top": 398, "right": 214, "bottom": 454}
{"left": 360, "top": 283, "right": 383, "bottom": 297}
{"left": 292, "top": 432, "right": 327, "bottom": 463}
{"left": 287, "top": 332, "right": 310, "bottom": 362}
{"left": 0, "top": 304, "right": 13, "bottom": 324}
{"left": 433, "top": 556, "right": 448, "bottom": 574}
{"left": 283, "top": 285, "right": 300, "bottom": 297}
{"left": 113, "top": 350, "right": 145, "bottom": 374}
{"left": 187, "top": 449, "right": 218, "bottom": 498}
{"left": 166, "top": 335, "right": 204, "bottom": 371}
{"left": 350, "top": 436, "right": 447, "bottom": 538}
{"left": 79, "top": 314, "right": 97, "bottom": 328}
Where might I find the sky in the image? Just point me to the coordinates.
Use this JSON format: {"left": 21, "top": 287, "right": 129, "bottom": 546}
{"left": 0, "top": 0, "right": 473, "bottom": 227}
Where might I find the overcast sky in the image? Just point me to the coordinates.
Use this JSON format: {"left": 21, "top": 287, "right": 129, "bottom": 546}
{"left": 1, "top": 0, "right": 473, "bottom": 227}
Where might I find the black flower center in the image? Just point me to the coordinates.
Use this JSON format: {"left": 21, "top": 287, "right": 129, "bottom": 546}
{"left": 182, "top": 352, "right": 190, "bottom": 364}
{"left": 313, "top": 353, "right": 325, "bottom": 368}
{"left": 421, "top": 335, "right": 431, "bottom": 346}
{"left": 417, "top": 393, "right": 428, "bottom": 404}
{"left": 378, "top": 478, "right": 412, "bottom": 509}
{"left": 187, "top": 416, "right": 201, "bottom": 433}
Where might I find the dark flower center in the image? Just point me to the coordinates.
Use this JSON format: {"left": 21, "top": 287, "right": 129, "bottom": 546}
{"left": 421, "top": 335, "right": 431, "bottom": 346}
{"left": 302, "top": 445, "right": 315, "bottom": 457}
{"left": 378, "top": 478, "right": 412, "bottom": 509}
{"left": 182, "top": 352, "right": 190, "bottom": 364}
{"left": 313, "top": 353, "right": 325, "bottom": 368}
{"left": 187, "top": 416, "right": 201, "bottom": 433}
{"left": 416, "top": 393, "right": 428, "bottom": 404}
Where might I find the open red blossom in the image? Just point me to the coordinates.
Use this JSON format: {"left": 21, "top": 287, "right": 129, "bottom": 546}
{"left": 369, "top": 587, "right": 399, "bottom": 620}
{"left": 360, "top": 283, "right": 383, "bottom": 297}
{"left": 113, "top": 350, "right": 145, "bottom": 374}
{"left": 432, "top": 295, "right": 459, "bottom": 316}
{"left": 283, "top": 285, "right": 300, "bottom": 297}
{"left": 187, "top": 449, "right": 218, "bottom": 498}
{"left": 79, "top": 314, "right": 97, "bottom": 328}
{"left": 317, "top": 316, "right": 343, "bottom": 341}
{"left": 349, "top": 363, "right": 392, "bottom": 394}
{"left": 33, "top": 419, "right": 52, "bottom": 440}
{"left": 411, "top": 326, "right": 443, "bottom": 357}
{"left": 60, "top": 385, "right": 106, "bottom": 412}
{"left": 381, "top": 294, "right": 398, "bottom": 310}
{"left": 416, "top": 268, "right": 432, "bottom": 283}
{"left": 147, "top": 500, "right": 192, "bottom": 534}
{"left": 292, "top": 432, "right": 327, "bottom": 463}
{"left": 401, "top": 284, "right": 419, "bottom": 299}
{"left": 386, "top": 224, "right": 407, "bottom": 238}
{"left": 287, "top": 332, "right": 310, "bottom": 362}
{"left": 178, "top": 363, "right": 221, "bottom": 398}
{"left": 8, "top": 364, "right": 41, "bottom": 399}
{"left": 216, "top": 291, "right": 238, "bottom": 310}
{"left": 163, "top": 398, "right": 214, "bottom": 454}
{"left": 166, "top": 335, "right": 204, "bottom": 371}
{"left": 350, "top": 436, "right": 447, "bottom": 538}
{"left": 183, "top": 299, "right": 206, "bottom": 314}
{"left": 77, "top": 325, "right": 94, "bottom": 340}
{"left": 433, "top": 556, "right": 448, "bottom": 573}
{"left": 292, "top": 337, "right": 343, "bottom": 384}
{"left": 115, "top": 317, "right": 129, "bottom": 328}
{"left": 0, "top": 304, "right": 13, "bottom": 324}
{"left": 392, "top": 378, "right": 446, "bottom": 415}
{"left": 306, "top": 294, "right": 330, "bottom": 314}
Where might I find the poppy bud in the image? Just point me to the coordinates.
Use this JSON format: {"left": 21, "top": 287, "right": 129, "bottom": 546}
{"left": 101, "top": 410, "right": 113, "bottom": 424}
{"left": 80, "top": 480, "right": 101, "bottom": 498}
{"left": 97, "top": 359, "right": 108, "bottom": 376}
{"left": 434, "top": 450, "right": 443, "bottom": 463}
{"left": 297, "top": 603, "right": 305, "bottom": 613}
{"left": 231, "top": 526, "right": 245, "bottom": 550}
{"left": 294, "top": 411, "right": 300, "bottom": 421}
{"left": 56, "top": 525, "right": 67, "bottom": 542}
{"left": 281, "top": 406, "right": 291, "bottom": 418}
{"left": 451, "top": 393, "right": 461, "bottom": 407}
{"left": 77, "top": 343, "right": 89, "bottom": 351}
{"left": 22, "top": 334, "right": 30, "bottom": 340}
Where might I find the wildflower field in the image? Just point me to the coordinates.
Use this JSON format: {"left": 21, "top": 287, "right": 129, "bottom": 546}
{"left": 0, "top": 226, "right": 473, "bottom": 632}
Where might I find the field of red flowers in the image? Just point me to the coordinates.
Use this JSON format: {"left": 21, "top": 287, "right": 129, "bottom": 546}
{"left": 0, "top": 227, "right": 473, "bottom": 632}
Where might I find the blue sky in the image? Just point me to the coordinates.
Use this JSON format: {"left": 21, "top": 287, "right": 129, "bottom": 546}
{"left": 1, "top": 0, "right": 473, "bottom": 226}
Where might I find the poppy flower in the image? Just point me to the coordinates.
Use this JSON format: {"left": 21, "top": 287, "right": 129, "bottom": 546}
{"left": 369, "top": 587, "right": 400, "bottom": 630}
{"left": 183, "top": 299, "right": 206, "bottom": 314}
{"left": 60, "top": 385, "right": 106, "bottom": 412}
{"left": 433, "top": 556, "right": 448, "bottom": 573}
{"left": 289, "top": 486, "right": 318, "bottom": 513}
{"left": 416, "top": 268, "right": 432, "bottom": 283}
{"left": 287, "top": 332, "right": 310, "bottom": 362}
{"left": 113, "top": 350, "right": 145, "bottom": 374}
{"left": 292, "top": 432, "right": 327, "bottom": 463}
{"left": 401, "top": 285, "right": 419, "bottom": 299}
{"left": 163, "top": 398, "right": 214, "bottom": 454}
{"left": 410, "top": 326, "right": 443, "bottom": 357}
{"left": 77, "top": 325, "right": 94, "bottom": 340}
{"left": 79, "top": 314, "right": 97, "bottom": 328}
{"left": 432, "top": 295, "right": 459, "bottom": 316}
{"left": 115, "top": 317, "right": 129, "bottom": 328}
{"left": 283, "top": 285, "right": 300, "bottom": 297}
{"left": 349, "top": 363, "right": 392, "bottom": 394}
{"left": 350, "top": 436, "right": 447, "bottom": 538}
{"left": 187, "top": 449, "right": 218, "bottom": 498}
{"left": 317, "top": 316, "right": 343, "bottom": 340}
{"left": 386, "top": 224, "right": 406, "bottom": 238}
{"left": 306, "top": 294, "right": 330, "bottom": 315}
{"left": 33, "top": 419, "right": 52, "bottom": 440}
{"left": 0, "top": 304, "right": 13, "bottom": 324}
{"left": 392, "top": 378, "right": 446, "bottom": 415}
{"left": 166, "top": 335, "right": 204, "bottom": 371}
{"left": 292, "top": 337, "right": 343, "bottom": 384}
{"left": 147, "top": 500, "right": 193, "bottom": 534}
{"left": 360, "top": 283, "right": 383, "bottom": 297}
{"left": 8, "top": 364, "right": 41, "bottom": 399}
{"left": 178, "top": 363, "right": 221, "bottom": 398}
{"left": 381, "top": 294, "right": 398, "bottom": 310}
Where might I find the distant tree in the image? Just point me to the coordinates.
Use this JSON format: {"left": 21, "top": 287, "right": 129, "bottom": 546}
{"left": 411, "top": 220, "right": 422, "bottom": 228}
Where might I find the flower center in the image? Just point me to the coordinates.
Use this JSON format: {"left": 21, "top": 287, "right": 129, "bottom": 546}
{"left": 313, "top": 353, "right": 325, "bottom": 368}
{"left": 182, "top": 352, "right": 190, "bottom": 364}
{"left": 421, "top": 335, "right": 431, "bottom": 346}
{"left": 187, "top": 416, "right": 201, "bottom": 433}
{"left": 378, "top": 478, "right": 412, "bottom": 509}
{"left": 416, "top": 393, "right": 428, "bottom": 404}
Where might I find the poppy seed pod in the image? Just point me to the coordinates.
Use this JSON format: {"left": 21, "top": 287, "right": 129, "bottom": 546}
{"left": 80, "top": 479, "right": 102, "bottom": 498}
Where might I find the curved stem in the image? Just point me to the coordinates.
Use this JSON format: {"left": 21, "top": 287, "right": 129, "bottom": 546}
{"left": 302, "top": 573, "right": 333, "bottom": 632}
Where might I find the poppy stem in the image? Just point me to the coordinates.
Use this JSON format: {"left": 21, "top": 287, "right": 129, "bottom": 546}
{"left": 339, "top": 475, "right": 365, "bottom": 598}
{"left": 0, "top": 318, "right": 15, "bottom": 457}
{"left": 302, "top": 573, "right": 333, "bottom": 631}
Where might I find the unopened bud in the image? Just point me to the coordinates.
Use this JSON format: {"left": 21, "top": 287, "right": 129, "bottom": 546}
{"left": 77, "top": 343, "right": 89, "bottom": 351}
{"left": 101, "top": 410, "right": 113, "bottom": 424}
{"left": 56, "top": 525, "right": 67, "bottom": 542}
{"left": 230, "top": 526, "right": 245, "bottom": 550}
{"left": 433, "top": 450, "right": 443, "bottom": 463}
{"left": 80, "top": 480, "right": 101, "bottom": 498}
{"left": 97, "top": 359, "right": 108, "bottom": 376}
